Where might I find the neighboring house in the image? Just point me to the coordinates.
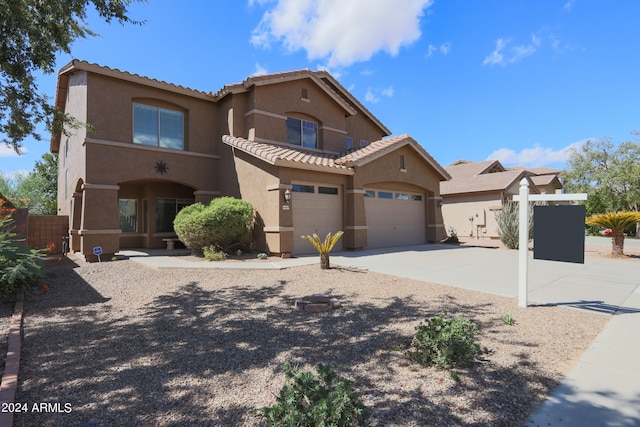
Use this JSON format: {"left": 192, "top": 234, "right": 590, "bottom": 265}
{"left": 51, "top": 60, "right": 451, "bottom": 261}
{"left": 440, "top": 160, "right": 563, "bottom": 239}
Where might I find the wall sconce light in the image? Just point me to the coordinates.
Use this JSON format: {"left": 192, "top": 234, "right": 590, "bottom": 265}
{"left": 284, "top": 189, "right": 292, "bottom": 203}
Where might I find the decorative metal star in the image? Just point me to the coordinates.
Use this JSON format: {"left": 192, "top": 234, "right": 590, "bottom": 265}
{"left": 154, "top": 160, "right": 169, "bottom": 175}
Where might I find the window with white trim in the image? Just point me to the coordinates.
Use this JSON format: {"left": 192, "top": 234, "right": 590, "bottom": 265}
{"left": 133, "top": 104, "right": 184, "bottom": 150}
{"left": 286, "top": 117, "right": 317, "bottom": 148}
{"left": 119, "top": 199, "right": 138, "bottom": 233}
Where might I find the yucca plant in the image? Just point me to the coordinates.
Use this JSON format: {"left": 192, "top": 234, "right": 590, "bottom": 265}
{"left": 301, "top": 231, "right": 344, "bottom": 270}
{"left": 586, "top": 211, "right": 640, "bottom": 257}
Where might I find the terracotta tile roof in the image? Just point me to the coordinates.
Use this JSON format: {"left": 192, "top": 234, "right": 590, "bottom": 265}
{"left": 57, "top": 60, "right": 214, "bottom": 99}
{"left": 530, "top": 174, "right": 561, "bottom": 187}
{"left": 222, "top": 136, "right": 354, "bottom": 175}
{"left": 222, "top": 134, "right": 450, "bottom": 180}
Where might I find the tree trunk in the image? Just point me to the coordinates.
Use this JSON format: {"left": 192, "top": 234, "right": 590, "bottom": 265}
{"left": 611, "top": 229, "right": 625, "bottom": 257}
{"left": 320, "top": 253, "right": 330, "bottom": 270}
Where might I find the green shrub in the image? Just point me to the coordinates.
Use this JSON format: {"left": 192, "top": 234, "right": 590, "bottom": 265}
{"left": 494, "top": 200, "right": 534, "bottom": 249}
{"left": 257, "top": 363, "right": 367, "bottom": 427}
{"left": 0, "top": 215, "right": 45, "bottom": 298}
{"left": 410, "top": 312, "right": 481, "bottom": 369}
{"left": 173, "top": 197, "right": 254, "bottom": 256}
{"left": 203, "top": 246, "right": 227, "bottom": 261}
{"left": 502, "top": 311, "right": 515, "bottom": 326}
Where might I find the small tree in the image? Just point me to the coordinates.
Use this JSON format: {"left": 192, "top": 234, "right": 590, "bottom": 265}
{"left": 585, "top": 212, "right": 640, "bottom": 257}
{"left": 301, "top": 231, "right": 343, "bottom": 269}
{"left": 0, "top": 200, "right": 45, "bottom": 297}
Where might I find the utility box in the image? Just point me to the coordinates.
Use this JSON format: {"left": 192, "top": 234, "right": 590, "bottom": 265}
{"left": 533, "top": 205, "right": 586, "bottom": 264}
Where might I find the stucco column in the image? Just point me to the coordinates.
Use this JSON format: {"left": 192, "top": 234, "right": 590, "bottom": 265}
{"left": 79, "top": 183, "right": 121, "bottom": 261}
{"left": 345, "top": 188, "right": 367, "bottom": 250}
{"left": 264, "top": 183, "right": 293, "bottom": 255}
{"left": 428, "top": 193, "right": 446, "bottom": 241}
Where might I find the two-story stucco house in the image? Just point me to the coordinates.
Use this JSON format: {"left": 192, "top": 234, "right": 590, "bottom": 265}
{"left": 52, "top": 60, "right": 450, "bottom": 261}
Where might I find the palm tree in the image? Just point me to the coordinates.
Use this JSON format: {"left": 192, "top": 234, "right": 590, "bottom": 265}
{"left": 301, "top": 231, "right": 344, "bottom": 270}
{"left": 585, "top": 212, "right": 640, "bottom": 256}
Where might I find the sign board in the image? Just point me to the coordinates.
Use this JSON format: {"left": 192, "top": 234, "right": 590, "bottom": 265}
{"left": 533, "top": 205, "right": 585, "bottom": 264}
{"left": 93, "top": 247, "right": 103, "bottom": 256}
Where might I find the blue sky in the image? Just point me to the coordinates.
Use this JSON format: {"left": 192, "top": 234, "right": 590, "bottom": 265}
{"left": 2, "top": 0, "right": 639, "bottom": 177}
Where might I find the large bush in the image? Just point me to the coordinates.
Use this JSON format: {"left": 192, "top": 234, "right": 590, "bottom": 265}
{"left": 173, "top": 197, "right": 254, "bottom": 256}
{"left": 0, "top": 205, "right": 44, "bottom": 298}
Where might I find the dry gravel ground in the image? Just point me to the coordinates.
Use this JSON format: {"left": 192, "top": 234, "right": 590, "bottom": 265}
{"left": 11, "top": 256, "right": 609, "bottom": 426}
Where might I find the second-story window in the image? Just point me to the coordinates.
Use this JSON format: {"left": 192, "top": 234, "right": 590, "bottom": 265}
{"left": 286, "top": 117, "right": 317, "bottom": 149}
{"left": 133, "top": 103, "right": 184, "bottom": 150}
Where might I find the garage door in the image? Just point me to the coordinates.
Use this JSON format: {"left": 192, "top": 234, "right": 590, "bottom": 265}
{"left": 365, "top": 189, "right": 426, "bottom": 248}
{"left": 292, "top": 183, "right": 343, "bottom": 254}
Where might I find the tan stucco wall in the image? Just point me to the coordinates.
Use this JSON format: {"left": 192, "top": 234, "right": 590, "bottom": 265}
{"left": 58, "top": 71, "right": 89, "bottom": 217}
{"left": 237, "top": 80, "right": 385, "bottom": 153}
{"left": 441, "top": 192, "right": 504, "bottom": 239}
{"left": 85, "top": 73, "right": 218, "bottom": 155}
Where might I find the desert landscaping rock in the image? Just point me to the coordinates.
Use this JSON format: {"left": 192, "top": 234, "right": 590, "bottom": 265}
{"left": 12, "top": 258, "right": 608, "bottom": 426}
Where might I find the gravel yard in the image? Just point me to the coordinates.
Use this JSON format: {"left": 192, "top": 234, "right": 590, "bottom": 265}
{"left": 13, "top": 256, "right": 608, "bottom": 426}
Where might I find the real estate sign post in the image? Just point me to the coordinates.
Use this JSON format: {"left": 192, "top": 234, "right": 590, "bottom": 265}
{"left": 513, "top": 178, "right": 587, "bottom": 307}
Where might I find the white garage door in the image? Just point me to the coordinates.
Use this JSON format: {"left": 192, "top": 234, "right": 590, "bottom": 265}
{"left": 292, "top": 183, "right": 343, "bottom": 255}
{"left": 365, "top": 189, "right": 426, "bottom": 248}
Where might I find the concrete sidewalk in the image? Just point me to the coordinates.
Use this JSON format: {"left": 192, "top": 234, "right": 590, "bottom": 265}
{"left": 122, "top": 244, "right": 640, "bottom": 426}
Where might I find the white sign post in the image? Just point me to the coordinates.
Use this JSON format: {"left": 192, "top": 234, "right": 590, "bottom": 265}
{"left": 513, "top": 178, "right": 587, "bottom": 307}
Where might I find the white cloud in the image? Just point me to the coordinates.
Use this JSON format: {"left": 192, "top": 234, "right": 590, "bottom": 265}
{"left": 252, "top": 63, "right": 268, "bottom": 76}
{"left": 563, "top": 0, "right": 577, "bottom": 12}
{"left": 485, "top": 140, "right": 588, "bottom": 166}
{"left": 251, "top": 0, "right": 434, "bottom": 68}
{"left": 364, "top": 86, "right": 394, "bottom": 104}
{"left": 364, "top": 87, "right": 378, "bottom": 104}
{"left": 426, "top": 42, "right": 451, "bottom": 58}
{"left": 483, "top": 35, "right": 539, "bottom": 66}
{"left": 381, "top": 86, "right": 394, "bottom": 97}
{"left": 0, "top": 144, "right": 26, "bottom": 157}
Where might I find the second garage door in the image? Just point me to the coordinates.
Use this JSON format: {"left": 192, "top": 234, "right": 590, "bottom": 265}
{"left": 292, "top": 183, "right": 343, "bottom": 255}
{"left": 365, "top": 189, "right": 426, "bottom": 248}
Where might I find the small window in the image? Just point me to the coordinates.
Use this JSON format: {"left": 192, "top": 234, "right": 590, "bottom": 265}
{"left": 364, "top": 190, "right": 375, "bottom": 198}
{"left": 400, "top": 155, "right": 406, "bottom": 170}
{"left": 360, "top": 140, "right": 368, "bottom": 147}
{"left": 318, "top": 186, "right": 338, "bottom": 195}
{"left": 378, "top": 191, "right": 393, "bottom": 199}
{"left": 411, "top": 195, "right": 423, "bottom": 201}
{"left": 396, "top": 193, "right": 409, "bottom": 200}
{"left": 346, "top": 137, "right": 353, "bottom": 150}
{"left": 119, "top": 199, "right": 138, "bottom": 233}
{"left": 292, "top": 184, "right": 314, "bottom": 193}
{"left": 286, "top": 117, "right": 317, "bottom": 148}
{"left": 133, "top": 104, "right": 184, "bottom": 150}
{"left": 301, "top": 88, "right": 308, "bottom": 99}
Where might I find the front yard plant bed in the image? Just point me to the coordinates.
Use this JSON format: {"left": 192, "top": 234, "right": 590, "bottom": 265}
{"left": 13, "top": 260, "right": 607, "bottom": 426}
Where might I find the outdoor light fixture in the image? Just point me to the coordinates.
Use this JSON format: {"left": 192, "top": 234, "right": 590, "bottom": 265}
{"left": 284, "top": 189, "right": 292, "bottom": 203}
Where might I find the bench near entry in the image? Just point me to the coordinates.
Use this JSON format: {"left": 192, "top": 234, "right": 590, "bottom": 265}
{"left": 162, "top": 238, "right": 181, "bottom": 250}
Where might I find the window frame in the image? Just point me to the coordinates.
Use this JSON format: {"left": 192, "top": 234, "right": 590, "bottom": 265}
{"left": 133, "top": 103, "right": 185, "bottom": 150}
{"left": 286, "top": 116, "right": 318, "bottom": 149}
{"left": 119, "top": 199, "right": 138, "bottom": 233}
